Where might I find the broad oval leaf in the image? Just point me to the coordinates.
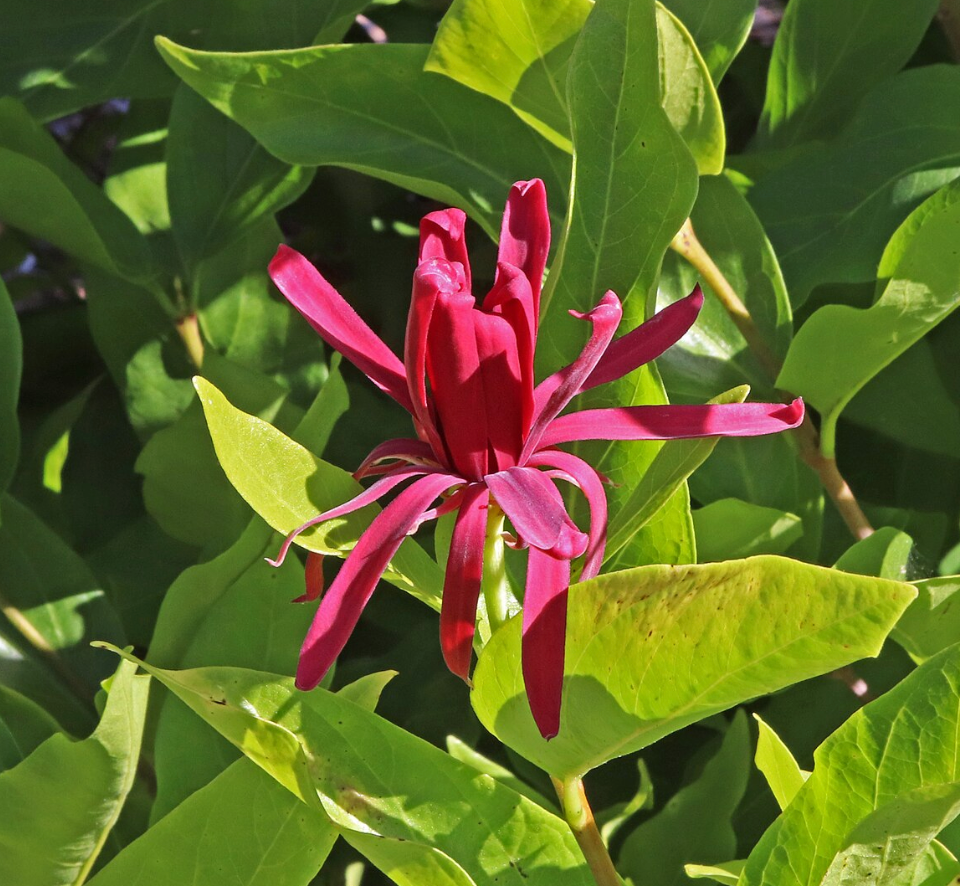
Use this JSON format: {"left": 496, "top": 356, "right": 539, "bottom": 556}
{"left": 893, "top": 577, "right": 960, "bottom": 664}
{"left": 425, "top": 0, "right": 725, "bottom": 173}
{"left": 0, "top": 98, "right": 156, "bottom": 285}
{"left": 660, "top": 0, "right": 755, "bottom": 83}
{"left": 538, "top": 0, "right": 700, "bottom": 569}
{"left": 155, "top": 39, "right": 571, "bottom": 240}
{"left": 0, "top": 659, "right": 148, "bottom": 886}
{"left": 749, "top": 66, "right": 960, "bottom": 304}
{"left": 741, "top": 643, "right": 960, "bottom": 886}
{"left": 757, "top": 0, "right": 939, "bottom": 148}
{"left": 97, "top": 648, "right": 594, "bottom": 886}
{"left": 87, "top": 757, "right": 336, "bottom": 886}
{"left": 471, "top": 556, "right": 914, "bottom": 779}
{"left": 195, "top": 377, "right": 444, "bottom": 607}
{"left": 777, "top": 177, "right": 960, "bottom": 451}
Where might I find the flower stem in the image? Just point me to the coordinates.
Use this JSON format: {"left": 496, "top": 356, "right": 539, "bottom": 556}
{"left": 175, "top": 312, "right": 205, "bottom": 370}
{"left": 482, "top": 504, "right": 511, "bottom": 634}
{"left": 670, "top": 218, "right": 874, "bottom": 540}
{"left": 553, "top": 776, "right": 623, "bottom": 886}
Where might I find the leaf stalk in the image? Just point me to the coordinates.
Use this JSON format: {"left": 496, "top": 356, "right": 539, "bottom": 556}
{"left": 553, "top": 776, "right": 624, "bottom": 886}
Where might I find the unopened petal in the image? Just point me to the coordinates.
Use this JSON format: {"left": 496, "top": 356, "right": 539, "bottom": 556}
{"left": 420, "top": 208, "right": 471, "bottom": 292}
{"left": 495, "top": 179, "right": 549, "bottom": 322}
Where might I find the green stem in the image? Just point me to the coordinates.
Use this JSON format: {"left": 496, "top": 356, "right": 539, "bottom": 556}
{"left": 481, "top": 504, "right": 510, "bottom": 634}
{"left": 175, "top": 312, "right": 205, "bottom": 370}
{"left": 669, "top": 218, "right": 874, "bottom": 541}
{"left": 553, "top": 776, "right": 623, "bottom": 886}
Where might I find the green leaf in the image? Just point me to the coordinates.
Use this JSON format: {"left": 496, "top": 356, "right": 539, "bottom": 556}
{"left": 472, "top": 556, "right": 915, "bottom": 779}
{"left": 0, "top": 0, "right": 367, "bottom": 121}
{"left": 0, "top": 279, "right": 21, "bottom": 500}
{"left": 749, "top": 66, "right": 960, "bottom": 304}
{"left": 0, "top": 98, "right": 157, "bottom": 286}
{"left": 539, "top": 0, "right": 699, "bottom": 569}
{"left": 445, "top": 735, "right": 557, "bottom": 812}
{"left": 343, "top": 833, "right": 479, "bottom": 886}
{"left": 684, "top": 860, "right": 745, "bottom": 885}
{"left": 0, "top": 658, "right": 148, "bottom": 886}
{"left": 753, "top": 714, "right": 807, "bottom": 811}
{"left": 834, "top": 527, "right": 914, "bottom": 581}
{"left": 167, "top": 85, "right": 312, "bottom": 274}
{"left": 658, "top": 173, "right": 793, "bottom": 401}
{"left": 893, "top": 577, "right": 960, "bottom": 664}
{"left": 195, "top": 376, "right": 444, "bottom": 608}
{"left": 687, "top": 434, "right": 823, "bottom": 562}
{"left": 777, "top": 178, "right": 960, "bottom": 452}
{"left": 155, "top": 39, "right": 571, "bottom": 240}
{"left": 693, "top": 499, "right": 803, "bottom": 563}
{"left": 604, "top": 387, "right": 751, "bottom": 568}
{"left": 425, "top": 0, "right": 725, "bottom": 172}
{"left": 656, "top": 4, "right": 725, "bottom": 176}
{"left": 741, "top": 644, "right": 960, "bottom": 886}
{"left": 660, "top": 0, "right": 755, "bottom": 82}
{"left": 844, "top": 338, "right": 960, "bottom": 459}
{"left": 98, "top": 648, "right": 594, "bottom": 886}
{"left": 426, "top": 0, "right": 588, "bottom": 150}
{"left": 0, "top": 684, "right": 63, "bottom": 773}
{"left": 617, "top": 712, "right": 750, "bottom": 886}
{"left": 757, "top": 0, "right": 939, "bottom": 148}
{"left": 87, "top": 757, "right": 336, "bottom": 886}
{"left": 0, "top": 493, "right": 127, "bottom": 705}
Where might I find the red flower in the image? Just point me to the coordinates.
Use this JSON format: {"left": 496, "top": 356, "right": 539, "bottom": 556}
{"left": 268, "top": 180, "right": 803, "bottom": 739}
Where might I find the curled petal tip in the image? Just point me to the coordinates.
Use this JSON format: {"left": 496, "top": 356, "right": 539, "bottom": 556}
{"left": 264, "top": 555, "right": 283, "bottom": 568}
{"left": 778, "top": 397, "right": 805, "bottom": 426}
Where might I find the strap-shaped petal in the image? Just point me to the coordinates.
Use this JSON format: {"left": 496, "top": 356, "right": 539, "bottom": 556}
{"left": 522, "top": 546, "right": 570, "bottom": 740}
{"left": 292, "top": 553, "right": 326, "bottom": 603}
{"left": 527, "top": 450, "right": 607, "bottom": 581}
{"left": 580, "top": 287, "right": 704, "bottom": 392}
{"left": 439, "top": 483, "right": 490, "bottom": 681}
{"left": 485, "top": 467, "right": 587, "bottom": 558}
{"left": 523, "top": 292, "right": 622, "bottom": 460}
{"left": 296, "top": 471, "right": 463, "bottom": 690}
{"left": 541, "top": 399, "right": 805, "bottom": 446}
{"left": 267, "top": 464, "right": 439, "bottom": 569}
{"left": 270, "top": 246, "right": 412, "bottom": 412}
{"left": 494, "top": 179, "right": 549, "bottom": 322}
{"left": 353, "top": 438, "right": 441, "bottom": 479}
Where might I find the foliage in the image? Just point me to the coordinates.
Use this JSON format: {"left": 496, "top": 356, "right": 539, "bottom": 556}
{"left": 1, "top": 1, "right": 959, "bottom": 884}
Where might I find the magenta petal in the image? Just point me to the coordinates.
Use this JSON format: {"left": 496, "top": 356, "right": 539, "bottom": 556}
{"left": 541, "top": 399, "right": 806, "bottom": 446}
{"left": 522, "top": 547, "right": 570, "bottom": 740}
{"left": 406, "top": 260, "right": 458, "bottom": 460}
{"left": 581, "top": 287, "right": 704, "bottom": 392}
{"left": 495, "top": 179, "right": 549, "bottom": 321}
{"left": 267, "top": 464, "right": 436, "bottom": 569}
{"left": 439, "top": 483, "right": 489, "bottom": 681}
{"left": 527, "top": 450, "right": 607, "bottom": 581}
{"left": 524, "top": 292, "right": 622, "bottom": 460}
{"left": 269, "top": 246, "right": 412, "bottom": 412}
{"left": 420, "top": 209, "right": 471, "bottom": 293}
{"left": 353, "top": 438, "right": 440, "bottom": 479}
{"left": 485, "top": 467, "right": 587, "bottom": 558}
{"left": 296, "top": 472, "right": 462, "bottom": 690}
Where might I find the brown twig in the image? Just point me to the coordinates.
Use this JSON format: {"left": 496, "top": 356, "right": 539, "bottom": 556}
{"left": 670, "top": 219, "right": 875, "bottom": 541}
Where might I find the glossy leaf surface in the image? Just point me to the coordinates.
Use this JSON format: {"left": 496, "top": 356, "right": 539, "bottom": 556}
{"left": 472, "top": 557, "right": 914, "bottom": 779}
